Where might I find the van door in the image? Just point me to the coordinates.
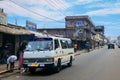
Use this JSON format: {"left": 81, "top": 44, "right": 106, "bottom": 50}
{"left": 60, "top": 40, "right": 69, "bottom": 63}
{"left": 54, "top": 39, "right": 62, "bottom": 60}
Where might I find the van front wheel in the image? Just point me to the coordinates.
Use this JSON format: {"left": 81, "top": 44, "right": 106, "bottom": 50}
{"left": 54, "top": 59, "right": 61, "bottom": 73}
{"left": 29, "top": 68, "right": 36, "bottom": 74}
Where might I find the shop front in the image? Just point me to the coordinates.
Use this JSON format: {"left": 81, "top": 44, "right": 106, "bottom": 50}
{"left": 0, "top": 24, "right": 34, "bottom": 64}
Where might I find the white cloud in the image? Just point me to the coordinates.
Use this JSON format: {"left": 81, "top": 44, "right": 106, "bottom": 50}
{"left": 95, "top": 21, "right": 119, "bottom": 26}
{"left": 17, "top": 0, "right": 70, "bottom": 10}
{"left": 0, "top": 0, "right": 70, "bottom": 21}
{"left": 84, "top": 1, "right": 120, "bottom": 16}
{"left": 85, "top": 8, "right": 120, "bottom": 16}
{"left": 94, "top": 21, "right": 120, "bottom": 30}
{"left": 105, "top": 34, "right": 118, "bottom": 40}
{"left": 87, "top": 2, "right": 120, "bottom": 9}
{"left": 0, "top": 1, "right": 30, "bottom": 16}
{"left": 75, "top": 0, "right": 100, "bottom": 5}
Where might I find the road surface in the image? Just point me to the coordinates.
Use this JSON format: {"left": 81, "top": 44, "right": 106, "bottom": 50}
{"left": 1, "top": 46, "right": 120, "bottom": 80}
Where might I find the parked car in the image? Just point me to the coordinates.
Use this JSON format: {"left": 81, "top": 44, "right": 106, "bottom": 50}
{"left": 117, "top": 43, "right": 120, "bottom": 48}
{"left": 108, "top": 43, "right": 115, "bottom": 49}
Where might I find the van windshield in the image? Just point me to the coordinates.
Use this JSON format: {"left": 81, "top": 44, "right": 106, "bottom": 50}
{"left": 25, "top": 38, "right": 53, "bottom": 51}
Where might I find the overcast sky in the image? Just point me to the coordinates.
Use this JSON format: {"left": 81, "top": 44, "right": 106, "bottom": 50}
{"left": 0, "top": 0, "right": 120, "bottom": 40}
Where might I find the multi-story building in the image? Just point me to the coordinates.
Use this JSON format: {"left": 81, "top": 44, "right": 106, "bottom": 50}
{"left": 65, "top": 16, "right": 96, "bottom": 41}
{"left": 117, "top": 36, "right": 120, "bottom": 44}
{"left": 0, "top": 8, "right": 7, "bottom": 25}
{"left": 95, "top": 25, "right": 105, "bottom": 46}
{"left": 38, "top": 15, "right": 96, "bottom": 50}
{"left": 95, "top": 26, "right": 104, "bottom": 34}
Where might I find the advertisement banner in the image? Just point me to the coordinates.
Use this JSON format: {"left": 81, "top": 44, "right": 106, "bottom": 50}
{"left": 26, "top": 20, "right": 37, "bottom": 31}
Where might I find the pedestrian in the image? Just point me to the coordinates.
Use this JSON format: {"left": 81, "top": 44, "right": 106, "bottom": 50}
{"left": 97, "top": 42, "right": 100, "bottom": 48}
{"left": 85, "top": 42, "right": 90, "bottom": 52}
{"left": 7, "top": 54, "right": 17, "bottom": 71}
{"left": 18, "top": 41, "right": 27, "bottom": 70}
{"left": 74, "top": 44, "right": 77, "bottom": 52}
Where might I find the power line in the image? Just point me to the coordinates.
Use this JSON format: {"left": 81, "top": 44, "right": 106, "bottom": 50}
{"left": 46, "top": 0, "right": 66, "bottom": 16}
{"left": 8, "top": 0, "right": 65, "bottom": 23}
{"left": 53, "top": 0, "right": 72, "bottom": 16}
{"left": 54, "top": 0, "right": 67, "bottom": 10}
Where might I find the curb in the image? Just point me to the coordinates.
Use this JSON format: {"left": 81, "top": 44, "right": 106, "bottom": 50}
{"left": 0, "top": 69, "right": 19, "bottom": 79}
{"left": 74, "top": 50, "right": 86, "bottom": 56}
{"left": 0, "top": 67, "right": 19, "bottom": 79}
{"left": 0, "top": 70, "right": 9, "bottom": 75}
{"left": 0, "top": 67, "right": 18, "bottom": 75}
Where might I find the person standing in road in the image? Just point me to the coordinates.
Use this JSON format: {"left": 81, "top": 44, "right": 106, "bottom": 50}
{"left": 18, "top": 41, "right": 28, "bottom": 70}
{"left": 7, "top": 54, "right": 17, "bottom": 71}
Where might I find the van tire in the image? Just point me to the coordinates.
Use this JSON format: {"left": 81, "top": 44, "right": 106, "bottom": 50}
{"left": 67, "top": 57, "right": 72, "bottom": 67}
{"left": 54, "top": 59, "right": 61, "bottom": 73}
{"left": 29, "top": 68, "right": 36, "bottom": 74}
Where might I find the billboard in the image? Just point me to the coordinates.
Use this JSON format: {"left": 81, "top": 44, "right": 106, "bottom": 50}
{"left": 26, "top": 20, "right": 37, "bottom": 31}
{"left": 75, "top": 21, "right": 84, "bottom": 27}
{"left": 66, "top": 21, "right": 73, "bottom": 28}
{"left": 66, "top": 20, "right": 84, "bottom": 28}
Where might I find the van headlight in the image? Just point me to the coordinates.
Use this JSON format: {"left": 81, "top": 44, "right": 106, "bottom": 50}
{"left": 46, "top": 58, "right": 54, "bottom": 62}
{"left": 24, "top": 60, "right": 29, "bottom": 63}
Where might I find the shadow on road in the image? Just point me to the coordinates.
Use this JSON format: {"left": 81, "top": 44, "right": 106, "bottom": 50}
{"left": 21, "top": 65, "right": 69, "bottom": 76}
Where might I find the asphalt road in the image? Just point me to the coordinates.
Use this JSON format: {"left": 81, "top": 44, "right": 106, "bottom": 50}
{"left": 1, "top": 46, "right": 120, "bottom": 80}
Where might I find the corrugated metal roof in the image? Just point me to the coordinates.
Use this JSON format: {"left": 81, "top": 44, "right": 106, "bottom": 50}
{"left": 0, "top": 24, "right": 33, "bottom": 35}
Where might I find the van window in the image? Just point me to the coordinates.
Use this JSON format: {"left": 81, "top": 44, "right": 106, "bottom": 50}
{"left": 54, "top": 39, "right": 59, "bottom": 49}
{"left": 60, "top": 40, "right": 68, "bottom": 49}
{"left": 25, "top": 38, "right": 53, "bottom": 51}
{"left": 67, "top": 40, "right": 73, "bottom": 48}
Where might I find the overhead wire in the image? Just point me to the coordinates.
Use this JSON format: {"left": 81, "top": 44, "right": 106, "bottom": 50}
{"left": 53, "top": 0, "right": 72, "bottom": 16}
{"left": 8, "top": 0, "right": 65, "bottom": 23}
{"left": 46, "top": 0, "right": 66, "bottom": 17}
{"left": 54, "top": 0, "right": 67, "bottom": 10}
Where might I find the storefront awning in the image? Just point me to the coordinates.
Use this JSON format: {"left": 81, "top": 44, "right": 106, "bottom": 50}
{"left": 0, "top": 24, "right": 33, "bottom": 35}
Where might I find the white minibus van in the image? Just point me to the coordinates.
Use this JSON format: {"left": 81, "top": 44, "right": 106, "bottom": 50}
{"left": 23, "top": 35, "right": 75, "bottom": 73}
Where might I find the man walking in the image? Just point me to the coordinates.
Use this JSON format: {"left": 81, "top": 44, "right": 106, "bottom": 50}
{"left": 7, "top": 54, "right": 17, "bottom": 71}
{"left": 85, "top": 42, "right": 90, "bottom": 52}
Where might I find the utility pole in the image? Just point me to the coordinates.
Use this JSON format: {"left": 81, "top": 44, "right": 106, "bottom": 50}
{"left": 15, "top": 18, "right": 17, "bottom": 25}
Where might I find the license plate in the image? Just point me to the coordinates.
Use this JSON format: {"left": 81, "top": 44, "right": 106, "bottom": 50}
{"left": 40, "top": 64, "right": 45, "bottom": 67}
{"left": 31, "top": 63, "right": 39, "bottom": 67}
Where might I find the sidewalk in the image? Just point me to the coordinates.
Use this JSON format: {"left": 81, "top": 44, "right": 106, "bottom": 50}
{"left": 0, "top": 61, "right": 19, "bottom": 75}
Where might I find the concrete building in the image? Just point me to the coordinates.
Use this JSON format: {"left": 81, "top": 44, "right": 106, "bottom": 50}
{"left": 117, "top": 36, "right": 120, "bottom": 44}
{"left": 65, "top": 16, "right": 96, "bottom": 40}
{"left": 95, "top": 26, "right": 105, "bottom": 46}
{"left": 0, "top": 24, "right": 34, "bottom": 57}
{"left": 38, "top": 15, "right": 96, "bottom": 50}
{"left": 95, "top": 26, "right": 104, "bottom": 34}
{"left": 0, "top": 8, "right": 7, "bottom": 25}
